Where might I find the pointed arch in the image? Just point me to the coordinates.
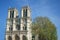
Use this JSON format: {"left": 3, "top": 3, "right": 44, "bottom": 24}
{"left": 15, "top": 34, "right": 20, "bottom": 40}
{"left": 8, "top": 36, "right": 12, "bottom": 40}
{"left": 22, "top": 35, "right": 27, "bottom": 40}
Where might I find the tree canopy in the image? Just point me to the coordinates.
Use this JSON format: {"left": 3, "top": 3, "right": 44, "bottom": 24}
{"left": 31, "top": 16, "right": 57, "bottom": 40}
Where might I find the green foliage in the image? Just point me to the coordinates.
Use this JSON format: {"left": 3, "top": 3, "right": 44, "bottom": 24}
{"left": 31, "top": 16, "right": 57, "bottom": 40}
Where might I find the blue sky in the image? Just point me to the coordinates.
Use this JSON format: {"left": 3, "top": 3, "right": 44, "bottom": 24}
{"left": 0, "top": 0, "right": 60, "bottom": 40}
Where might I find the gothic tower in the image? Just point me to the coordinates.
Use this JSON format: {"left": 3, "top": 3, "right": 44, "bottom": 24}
{"left": 5, "top": 8, "right": 20, "bottom": 40}
{"left": 20, "top": 6, "right": 32, "bottom": 40}
{"left": 5, "top": 6, "right": 32, "bottom": 40}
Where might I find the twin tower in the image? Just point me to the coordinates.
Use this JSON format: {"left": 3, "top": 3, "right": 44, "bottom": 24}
{"left": 5, "top": 6, "right": 32, "bottom": 40}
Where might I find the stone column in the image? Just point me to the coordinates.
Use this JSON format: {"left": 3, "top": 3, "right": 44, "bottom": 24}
{"left": 20, "top": 34, "right": 22, "bottom": 40}
{"left": 12, "top": 34, "right": 15, "bottom": 40}
{"left": 6, "top": 35, "right": 8, "bottom": 40}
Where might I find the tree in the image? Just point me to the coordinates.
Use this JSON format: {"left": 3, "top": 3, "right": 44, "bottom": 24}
{"left": 31, "top": 16, "right": 57, "bottom": 40}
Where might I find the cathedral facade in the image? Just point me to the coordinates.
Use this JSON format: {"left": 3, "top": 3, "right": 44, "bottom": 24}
{"left": 5, "top": 6, "right": 33, "bottom": 40}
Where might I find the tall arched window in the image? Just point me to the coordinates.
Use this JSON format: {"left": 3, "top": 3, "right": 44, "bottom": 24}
{"left": 23, "top": 26, "right": 27, "bottom": 30}
{"left": 9, "top": 26, "right": 13, "bottom": 31}
{"left": 16, "top": 24, "right": 20, "bottom": 30}
{"left": 10, "top": 11, "right": 14, "bottom": 18}
{"left": 22, "top": 35, "right": 27, "bottom": 40}
{"left": 15, "top": 34, "right": 20, "bottom": 40}
{"left": 23, "top": 9, "right": 27, "bottom": 17}
{"left": 8, "top": 36, "right": 12, "bottom": 40}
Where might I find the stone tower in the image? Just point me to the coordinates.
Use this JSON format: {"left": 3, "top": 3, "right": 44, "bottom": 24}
{"left": 5, "top": 6, "right": 32, "bottom": 40}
